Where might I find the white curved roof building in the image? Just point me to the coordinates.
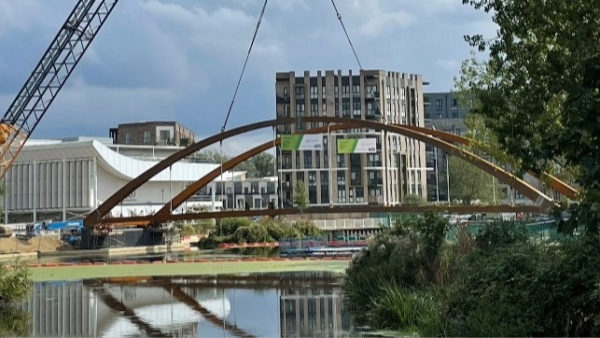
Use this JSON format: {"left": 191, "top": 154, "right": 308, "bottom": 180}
{"left": 3, "top": 138, "right": 221, "bottom": 223}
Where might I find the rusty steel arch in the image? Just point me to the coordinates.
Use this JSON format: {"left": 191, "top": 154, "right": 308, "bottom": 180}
{"left": 104, "top": 122, "right": 558, "bottom": 226}
{"left": 400, "top": 125, "right": 580, "bottom": 200}
{"left": 87, "top": 116, "right": 574, "bottom": 227}
{"left": 151, "top": 121, "right": 555, "bottom": 221}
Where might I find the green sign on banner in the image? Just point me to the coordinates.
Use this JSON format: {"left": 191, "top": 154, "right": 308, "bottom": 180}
{"left": 281, "top": 135, "right": 303, "bottom": 151}
{"left": 337, "top": 138, "right": 377, "bottom": 154}
{"left": 337, "top": 139, "right": 358, "bottom": 154}
{"left": 281, "top": 134, "right": 323, "bottom": 151}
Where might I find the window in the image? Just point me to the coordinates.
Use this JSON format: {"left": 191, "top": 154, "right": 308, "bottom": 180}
{"left": 309, "top": 186, "right": 317, "bottom": 204}
{"left": 160, "top": 130, "right": 170, "bottom": 141}
{"left": 337, "top": 171, "right": 346, "bottom": 185}
{"left": 296, "top": 103, "right": 305, "bottom": 114}
{"left": 125, "top": 131, "right": 132, "bottom": 144}
{"left": 282, "top": 153, "right": 292, "bottom": 169}
{"left": 320, "top": 172, "right": 328, "bottom": 183}
{"left": 353, "top": 101, "right": 361, "bottom": 117}
{"left": 311, "top": 103, "right": 318, "bottom": 116}
{"left": 366, "top": 85, "right": 378, "bottom": 97}
{"left": 366, "top": 102, "right": 376, "bottom": 116}
{"left": 321, "top": 185, "right": 329, "bottom": 204}
{"left": 335, "top": 85, "right": 339, "bottom": 98}
{"left": 308, "top": 171, "right": 316, "bottom": 185}
{"left": 295, "top": 86, "right": 305, "bottom": 99}
{"left": 342, "top": 85, "right": 350, "bottom": 98}
{"left": 368, "top": 153, "right": 381, "bottom": 166}
{"left": 315, "top": 150, "right": 321, "bottom": 168}
{"left": 310, "top": 86, "right": 318, "bottom": 99}
{"left": 304, "top": 152, "right": 312, "bottom": 168}
{"left": 335, "top": 102, "right": 340, "bottom": 117}
{"left": 283, "top": 87, "right": 288, "bottom": 97}
{"left": 435, "top": 98, "right": 442, "bottom": 110}
{"left": 342, "top": 100, "right": 350, "bottom": 117}
{"left": 143, "top": 130, "right": 151, "bottom": 143}
{"left": 353, "top": 84, "right": 360, "bottom": 95}
{"left": 322, "top": 102, "right": 327, "bottom": 115}
{"left": 338, "top": 188, "right": 346, "bottom": 203}
{"left": 337, "top": 154, "right": 345, "bottom": 167}
{"left": 356, "top": 187, "right": 364, "bottom": 203}
{"left": 322, "top": 86, "right": 327, "bottom": 99}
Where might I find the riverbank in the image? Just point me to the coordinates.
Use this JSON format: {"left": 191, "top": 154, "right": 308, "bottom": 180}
{"left": 30, "top": 257, "right": 350, "bottom": 281}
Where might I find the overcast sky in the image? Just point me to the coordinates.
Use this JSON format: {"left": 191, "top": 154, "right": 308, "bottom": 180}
{"left": 0, "top": 0, "right": 495, "bottom": 154}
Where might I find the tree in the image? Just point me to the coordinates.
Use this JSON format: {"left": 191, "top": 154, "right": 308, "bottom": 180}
{"left": 460, "top": 0, "right": 600, "bottom": 233}
{"left": 448, "top": 155, "right": 505, "bottom": 205}
{"left": 250, "top": 153, "right": 274, "bottom": 177}
{"left": 237, "top": 152, "right": 274, "bottom": 178}
{"left": 293, "top": 181, "right": 308, "bottom": 211}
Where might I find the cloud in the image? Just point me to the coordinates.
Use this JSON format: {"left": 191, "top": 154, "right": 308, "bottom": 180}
{"left": 435, "top": 59, "right": 460, "bottom": 72}
{"left": 0, "top": 0, "right": 49, "bottom": 36}
{"left": 0, "top": 0, "right": 500, "bottom": 140}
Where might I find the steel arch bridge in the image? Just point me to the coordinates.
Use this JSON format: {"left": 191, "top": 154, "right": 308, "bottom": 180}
{"left": 84, "top": 117, "right": 579, "bottom": 228}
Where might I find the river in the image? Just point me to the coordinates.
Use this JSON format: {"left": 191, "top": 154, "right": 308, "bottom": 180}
{"left": 14, "top": 272, "right": 354, "bottom": 337}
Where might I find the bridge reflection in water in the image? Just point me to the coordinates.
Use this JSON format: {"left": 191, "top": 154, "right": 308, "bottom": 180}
{"left": 22, "top": 272, "right": 352, "bottom": 337}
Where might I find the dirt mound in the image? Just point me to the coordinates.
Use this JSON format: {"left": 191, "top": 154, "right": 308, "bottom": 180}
{"left": 0, "top": 236, "right": 72, "bottom": 254}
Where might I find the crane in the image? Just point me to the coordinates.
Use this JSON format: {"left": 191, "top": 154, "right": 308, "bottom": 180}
{"left": 0, "top": 0, "right": 119, "bottom": 180}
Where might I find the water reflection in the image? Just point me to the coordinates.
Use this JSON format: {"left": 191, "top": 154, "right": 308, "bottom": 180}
{"left": 22, "top": 272, "right": 352, "bottom": 337}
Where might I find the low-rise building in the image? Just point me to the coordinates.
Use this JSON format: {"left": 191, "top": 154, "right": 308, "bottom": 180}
{"left": 109, "top": 121, "right": 197, "bottom": 147}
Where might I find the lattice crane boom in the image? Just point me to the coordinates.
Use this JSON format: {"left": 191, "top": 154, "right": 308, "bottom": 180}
{"left": 0, "top": 0, "right": 119, "bottom": 180}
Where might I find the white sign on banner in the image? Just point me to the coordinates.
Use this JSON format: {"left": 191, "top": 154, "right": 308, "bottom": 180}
{"left": 298, "top": 134, "right": 323, "bottom": 150}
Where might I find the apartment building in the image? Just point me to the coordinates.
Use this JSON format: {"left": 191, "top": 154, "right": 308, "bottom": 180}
{"left": 423, "top": 92, "right": 468, "bottom": 202}
{"left": 275, "top": 69, "right": 427, "bottom": 207}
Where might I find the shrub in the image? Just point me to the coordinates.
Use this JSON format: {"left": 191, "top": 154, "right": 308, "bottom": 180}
{"left": 218, "top": 218, "right": 252, "bottom": 236}
{"left": 294, "top": 220, "right": 322, "bottom": 238}
{"left": 367, "top": 284, "right": 443, "bottom": 336}
{"left": 180, "top": 224, "right": 195, "bottom": 236}
{"left": 233, "top": 223, "right": 271, "bottom": 243}
{"left": 262, "top": 219, "right": 298, "bottom": 241}
{"left": 444, "top": 242, "right": 546, "bottom": 336}
{"left": 0, "top": 263, "right": 31, "bottom": 303}
{"left": 345, "top": 214, "right": 450, "bottom": 327}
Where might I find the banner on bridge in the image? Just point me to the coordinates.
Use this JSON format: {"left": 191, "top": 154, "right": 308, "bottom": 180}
{"left": 337, "top": 138, "right": 377, "bottom": 154}
{"left": 281, "top": 134, "right": 323, "bottom": 151}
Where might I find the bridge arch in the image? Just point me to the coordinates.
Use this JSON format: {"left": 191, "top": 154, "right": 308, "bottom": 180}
{"left": 86, "top": 117, "right": 573, "bottom": 227}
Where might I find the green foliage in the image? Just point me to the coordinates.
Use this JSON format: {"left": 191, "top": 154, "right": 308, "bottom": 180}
{"left": 474, "top": 221, "right": 528, "bottom": 250}
{"left": 218, "top": 218, "right": 252, "bottom": 236}
{"left": 367, "top": 284, "right": 443, "bottom": 336}
{"left": 0, "top": 263, "right": 31, "bottom": 303}
{"left": 180, "top": 224, "right": 196, "bottom": 236}
{"left": 294, "top": 220, "right": 322, "bottom": 238}
{"left": 460, "top": 0, "right": 600, "bottom": 233}
{"left": 293, "top": 181, "right": 308, "bottom": 211}
{"left": 344, "top": 213, "right": 451, "bottom": 327}
{"left": 199, "top": 218, "right": 322, "bottom": 247}
{"left": 0, "top": 307, "right": 29, "bottom": 337}
{"left": 444, "top": 242, "right": 547, "bottom": 336}
{"left": 200, "top": 150, "right": 274, "bottom": 178}
{"left": 448, "top": 155, "right": 505, "bottom": 205}
{"left": 402, "top": 194, "right": 424, "bottom": 206}
{"left": 531, "top": 236, "right": 600, "bottom": 336}
{"left": 238, "top": 152, "right": 275, "bottom": 178}
{"left": 233, "top": 223, "right": 271, "bottom": 243}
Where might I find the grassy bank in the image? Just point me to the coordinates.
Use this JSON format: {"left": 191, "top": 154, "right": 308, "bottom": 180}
{"left": 30, "top": 259, "right": 349, "bottom": 281}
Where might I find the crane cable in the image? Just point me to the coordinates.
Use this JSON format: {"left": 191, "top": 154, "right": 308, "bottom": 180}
{"left": 221, "top": 0, "right": 268, "bottom": 133}
{"left": 329, "top": 0, "right": 363, "bottom": 71}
